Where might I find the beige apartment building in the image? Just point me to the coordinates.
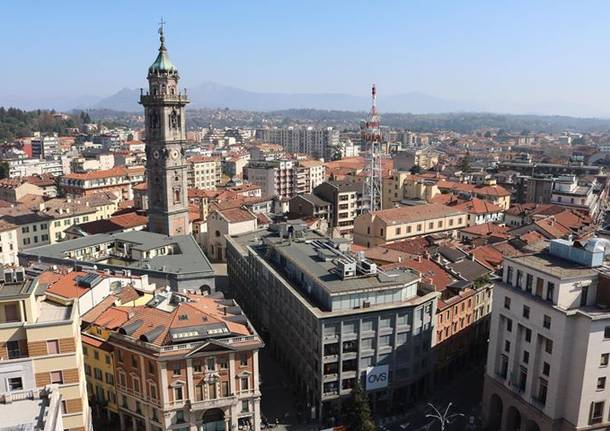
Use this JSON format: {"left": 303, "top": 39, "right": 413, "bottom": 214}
{"left": 0, "top": 220, "right": 18, "bottom": 266}
{"left": 353, "top": 203, "right": 468, "bottom": 247}
{"left": 188, "top": 156, "right": 222, "bottom": 190}
{"left": 0, "top": 267, "right": 92, "bottom": 431}
{"left": 382, "top": 173, "right": 441, "bottom": 209}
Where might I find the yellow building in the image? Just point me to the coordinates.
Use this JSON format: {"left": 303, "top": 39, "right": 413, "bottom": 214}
{"left": 383, "top": 173, "right": 441, "bottom": 209}
{"left": 81, "top": 286, "right": 152, "bottom": 424}
{"left": 0, "top": 267, "right": 92, "bottom": 431}
{"left": 353, "top": 203, "right": 468, "bottom": 247}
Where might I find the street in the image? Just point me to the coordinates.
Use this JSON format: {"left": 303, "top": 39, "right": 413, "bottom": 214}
{"left": 258, "top": 346, "right": 485, "bottom": 431}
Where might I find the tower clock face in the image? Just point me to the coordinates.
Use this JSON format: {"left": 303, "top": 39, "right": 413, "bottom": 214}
{"left": 171, "top": 150, "right": 179, "bottom": 160}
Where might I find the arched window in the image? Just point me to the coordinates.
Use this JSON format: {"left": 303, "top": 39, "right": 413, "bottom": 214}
{"left": 173, "top": 188, "right": 181, "bottom": 204}
{"left": 215, "top": 230, "right": 221, "bottom": 237}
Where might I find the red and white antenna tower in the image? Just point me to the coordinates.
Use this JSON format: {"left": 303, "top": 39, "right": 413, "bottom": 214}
{"left": 362, "top": 83, "right": 384, "bottom": 213}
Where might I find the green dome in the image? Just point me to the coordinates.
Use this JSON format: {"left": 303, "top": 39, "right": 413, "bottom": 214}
{"left": 149, "top": 48, "right": 177, "bottom": 74}
{"left": 148, "top": 29, "right": 177, "bottom": 74}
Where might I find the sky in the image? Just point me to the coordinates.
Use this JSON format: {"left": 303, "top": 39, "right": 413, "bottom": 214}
{"left": 2, "top": 0, "right": 610, "bottom": 116}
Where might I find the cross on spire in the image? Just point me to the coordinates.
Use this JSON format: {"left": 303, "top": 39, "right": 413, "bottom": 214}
{"left": 158, "top": 18, "right": 166, "bottom": 47}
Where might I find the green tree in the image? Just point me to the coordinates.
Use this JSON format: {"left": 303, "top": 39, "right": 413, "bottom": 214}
{"left": 343, "top": 381, "right": 376, "bottom": 431}
{"left": 0, "top": 161, "right": 8, "bottom": 179}
{"left": 459, "top": 151, "right": 471, "bottom": 172}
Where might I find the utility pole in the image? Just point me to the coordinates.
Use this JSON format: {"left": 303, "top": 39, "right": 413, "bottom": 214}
{"left": 425, "top": 402, "right": 464, "bottom": 431}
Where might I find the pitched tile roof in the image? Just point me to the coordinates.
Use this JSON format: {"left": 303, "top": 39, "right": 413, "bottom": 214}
{"left": 453, "top": 198, "right": 503, "bottom": 214}
{"left": 460, "top": 222, "right": 510, "bottom": 237}
{"left": 371, "top": 203, "right": 466, "bottom": 225}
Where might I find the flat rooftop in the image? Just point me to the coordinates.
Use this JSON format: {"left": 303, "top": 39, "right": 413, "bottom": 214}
{"left": 0, "top": 396, "right": 50, "bottom": 431}
{"left": 233, "top": 230, "right": 419, "bottom": 295}
{"left": 20, "top": 231, "right": 213, "bottom": 276}
{"left": 507, "top": 252, "right": 598, "bottom": 279}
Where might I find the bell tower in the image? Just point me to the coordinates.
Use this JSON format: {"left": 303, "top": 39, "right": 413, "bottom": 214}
{"left": 140, "top": 22, "right": 190, "bottom": 236}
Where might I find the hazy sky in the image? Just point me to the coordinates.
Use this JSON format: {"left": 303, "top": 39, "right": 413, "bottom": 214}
{"left": 2, "top": 0, "right": 610, "bottom": 116}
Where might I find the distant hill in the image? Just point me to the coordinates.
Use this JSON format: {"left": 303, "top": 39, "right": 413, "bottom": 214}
{"left": 89, "top": 82, "right": 480, "bottom": 113}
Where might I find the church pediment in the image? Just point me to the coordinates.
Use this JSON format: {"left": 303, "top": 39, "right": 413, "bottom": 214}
{"left": 185, "top": 340, "right": 237, "bottom": 357}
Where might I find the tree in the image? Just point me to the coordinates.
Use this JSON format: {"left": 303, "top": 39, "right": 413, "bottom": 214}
{"left": 343, "top": 381, "right": 376, "bottom": 431}
{"left": 459, "top": 151, "right": 471, "bottom": 172}
{"left": 0, "top": 162, "right": 8, "bottom": 179}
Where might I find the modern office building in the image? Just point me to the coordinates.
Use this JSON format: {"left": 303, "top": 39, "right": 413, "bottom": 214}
{"left": 483, "top": 238, "right": 610, "bottom": 431}
{"left": 226, "top": 227, "right": 439, "bottom": 425}
{"left": 255, "top": 127, "right": 339, "bottom": 159}
{"left": 245, "top": 159, "right": 295, "bottom": 200}
{"left": 313, "top": 180, "right": 366, "bottom": 238}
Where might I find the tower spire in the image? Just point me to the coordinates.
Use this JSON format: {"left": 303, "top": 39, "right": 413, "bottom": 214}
{"left": 158, "top": 17, "right": 166, "bottom": 49}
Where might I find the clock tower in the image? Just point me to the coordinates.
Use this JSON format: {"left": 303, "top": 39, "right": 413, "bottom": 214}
{"left": 140, "top": 24, "right": 191, "bottom": 236}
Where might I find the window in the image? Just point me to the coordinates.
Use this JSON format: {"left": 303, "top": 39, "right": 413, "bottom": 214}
{"left": 395, "top": 227, "right": 401, "bottom": 235}
{"left": 207, "top": 357, "right": 215, "bottom": 371}
{"left": 175, "top": 410, "right": 185, "bottom": 424}
{"left": 516, "top": 270, "right": 523, "bottom": 288}
{"left": 542, "top": 362, "right": 550, "bottom": 376}
{"left": 85, "top": 364, "right": 91, "bottom": 376}
{"left": 506, "top": 266, "right": 513, "bottom": 284}
{"left": 219, "top": 358, "right": 228, "bottom": 369}
{"left": 133, "top": 377, "right": 141, "bottom": 393}
{"left": 576, "top": 281, "right": 589, "bottom": 305}
{"left": 46, "top": 340, "right": 59, "bottom": 354}
{"left": 131, "top": 355, "right": 138, "bottom": 368}
{"left": 504, "top": 297, "right": 511, "bottom": 310}
{"left": 525, "top": 273, "right": 533, "bottom": 292}
{"left": 174, "top": 386, "right": 183, "bottom": 401}
{"left": 525, "top": 328, "right": 532, "bottom": 343}
{"left": 208, "top": 382, "right": 217, "bottom": 399}
{"left": 546, "top": 282, "right": 555, "bottom": 301}
{"left": 537, "top": 378, "right": 548, "bottom": 405}
{"left": 518, "top": 366, "right": 527, "bottom": 392}
{"left": 105, "top": 354, "right": 111, "bottom": 365}
{"left": 597, "top": 377, "right": 606, "bottom": 390}
{"left": 118, "top": 350, "right": 123, "bottom": 363}
{"left": 105, "top": 373, "right": 114, "bottom": 385}
{"left": 523, "top": 351, "right": 529, "bottom": 364}
{"left": 241, "top": 400, "right": 249, "bottom": 413}
{"left": 240, "top": 354, "right": 248, "bottom": 366}
{"left": 504, "top": 340, "right": 511, "bottom": 353}
{"left": 94, "top": 350, "right": 99, "bottom": 360}
{"left": 545, "top": 338, "right": 553, "bottom": 354}
{"left": 193, "top": 363, "right": 202, "bottom": 373}
{"left": 172, "top": 363, "right": 181, "bottom": 376}
{"left": 50, "top": 371, "right": 63, "bottom": 384}
{"left": 94, "top": 368, "right": 103, "bottom": 381}
{"left": 222, "top": 381, "right": 229, "bottom": 397}
{"left": 601, "top": 354, "right": 609, "bottom": 367}
{"left": 498, "top": 354, "right": 509, "bottom": 379}
{"left": 506, "top": 318, "right": 512, "bottom": 332}
{"left": 8, "top": 377, "right": 23, "bottom": 391}
{"left": 148, "top": 361, "right": 155, "bottom": 374}
{"left": 522, "top": 305, "right": 530, "bottom": 319}
{"left": 240, "top": 376, "right": 249, "bottom": 391}
{"left": 604, "top": 326, "right": 610, "bottom": 339}
{"left": 543, "top": 315, "right": 551, "bottom": 329}
{"left": 590, "top": 401, "right": 604, "bottom": 425}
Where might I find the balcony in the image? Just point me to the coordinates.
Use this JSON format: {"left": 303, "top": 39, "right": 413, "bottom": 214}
{"left": 189, "top": 395, "right": 236, "bottom": 411}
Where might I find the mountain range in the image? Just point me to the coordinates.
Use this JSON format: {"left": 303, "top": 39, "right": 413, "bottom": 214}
{"left": 80, "top": 82, "right": 482, "bottom": 114}
{"left": 3, "top": 82, "right": 481, "bottom": 114}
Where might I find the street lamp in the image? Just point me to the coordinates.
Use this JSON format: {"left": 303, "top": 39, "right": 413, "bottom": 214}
{"left": 425, "top": 402, "right": 464, "bottom": 431}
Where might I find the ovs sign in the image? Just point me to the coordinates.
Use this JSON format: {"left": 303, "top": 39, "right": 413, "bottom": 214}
{"left": 365, "top": 365, "right": 389, "bottom": 391}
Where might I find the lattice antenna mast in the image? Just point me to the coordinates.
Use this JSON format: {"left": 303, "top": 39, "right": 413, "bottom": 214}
{"left": 362, "top": 83, "right": 384, "bottom": 213}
